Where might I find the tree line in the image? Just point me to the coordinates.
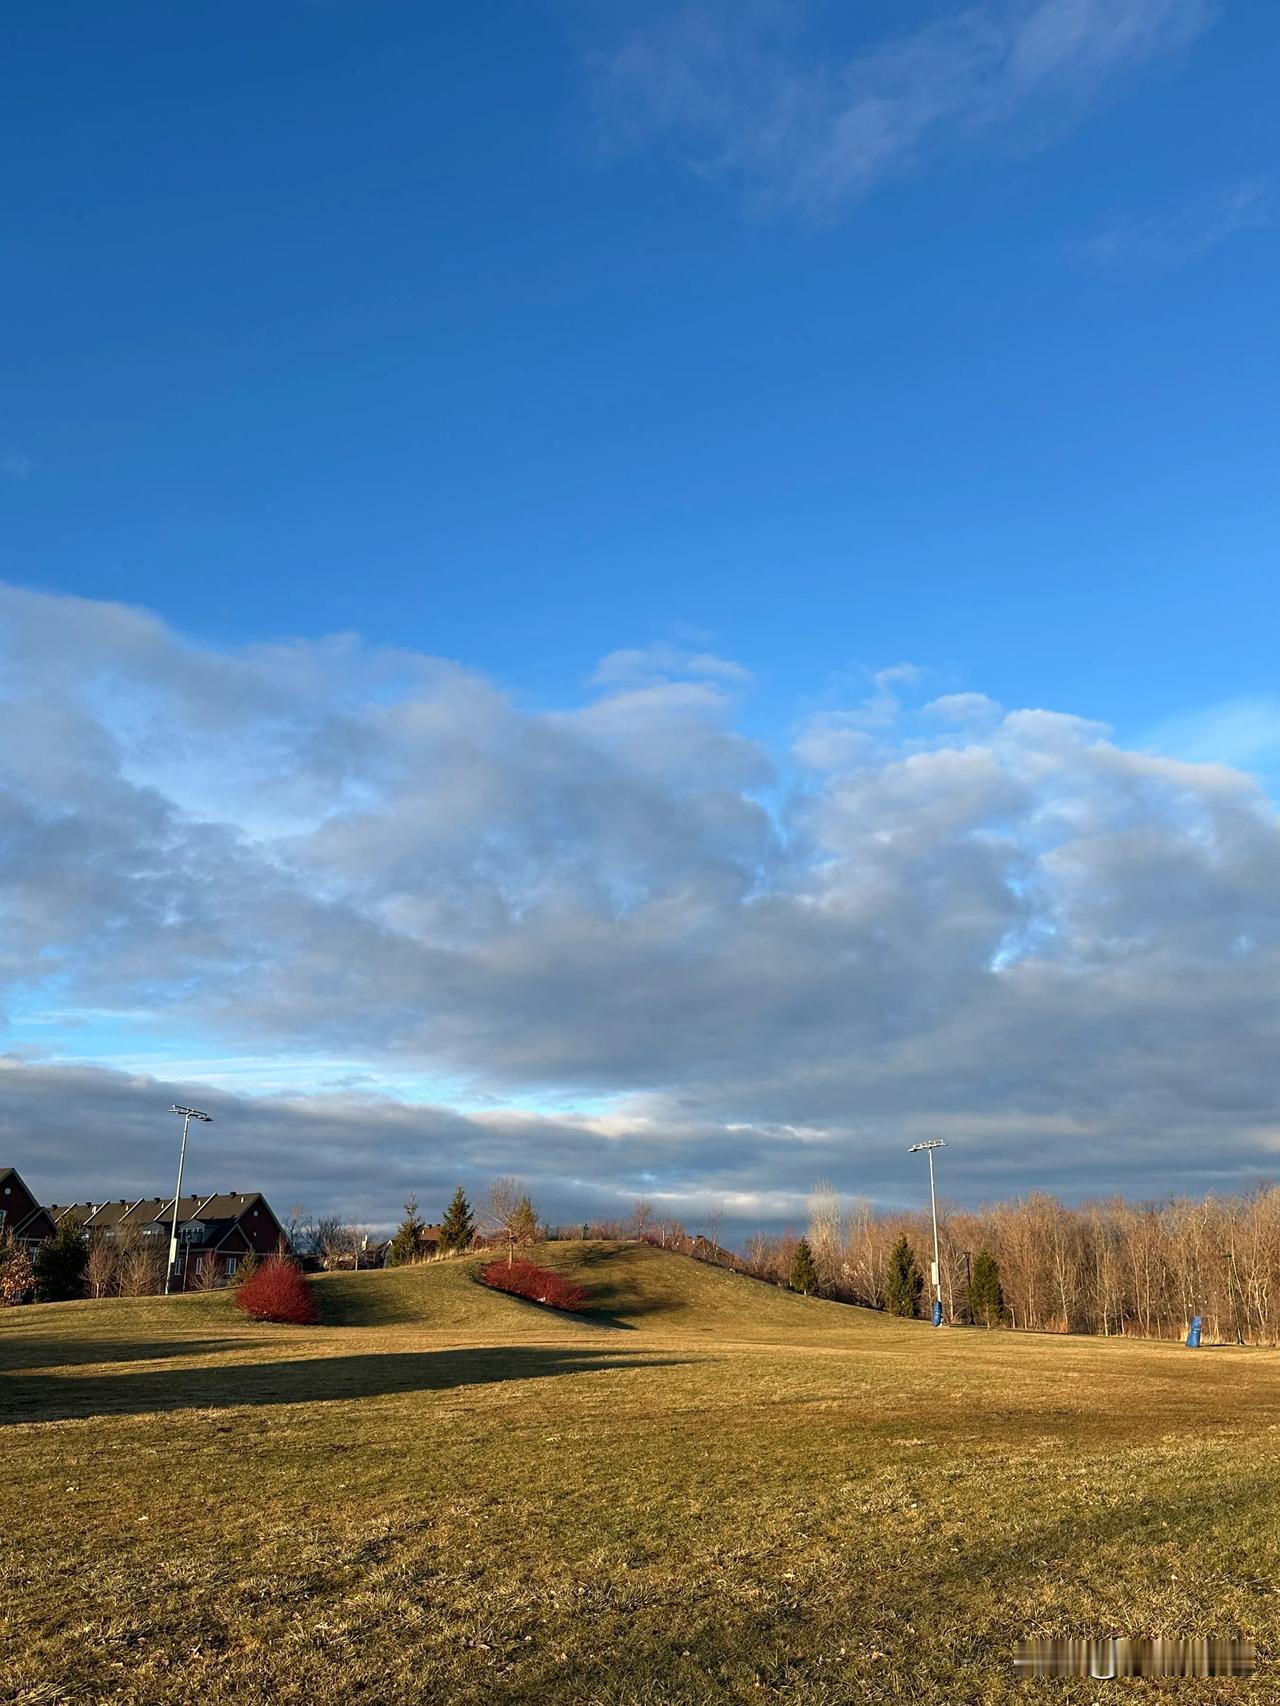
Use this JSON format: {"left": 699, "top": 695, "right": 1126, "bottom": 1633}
{"left": 16, "top": 1174, "right": 1278, "bottom": 1344}
{"left": 738, "top": 1184, "right": 1280, "bottom": 1343}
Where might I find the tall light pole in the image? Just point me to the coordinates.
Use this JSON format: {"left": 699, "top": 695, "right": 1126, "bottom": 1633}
{"left": 907, "top": 1139, "right": 946, "bottom": 1325}
{"left": 166, "top": 1105, "right": 211, "bottom": 1294}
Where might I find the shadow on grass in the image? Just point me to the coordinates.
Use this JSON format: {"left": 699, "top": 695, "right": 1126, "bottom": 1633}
{"left": 314, "top": 1286, "right": 433, "bottom": 1329}
{"left": 554, "top": 1244, "right": 676, "bottom": 1325}
{"left": 471, "top": 1265, "right": 639, "bottom": 1331}
{"left": 0, "top": 1337, "right": 264, "bottom": 1374}
{"left": 0, "top": 1344, "right": 689, "bottom": 1425}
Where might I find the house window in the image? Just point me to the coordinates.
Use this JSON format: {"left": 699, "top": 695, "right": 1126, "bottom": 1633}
{"left": 225, "top": 1256, "right": 238, "bottom": 1275}
{"left": 193, "top": 1256, "right": 205, "bottom": 1273}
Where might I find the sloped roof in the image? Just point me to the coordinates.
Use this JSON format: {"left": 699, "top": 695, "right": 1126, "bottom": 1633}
{"left": 46, "top": 1192, "right": 281, "bottom": 1248}
{"left": 186, "top": 1193, "right": 263, "bottom": 1221}
{"left": 2, "top": 1168, "right": 56, "bottom": 1239}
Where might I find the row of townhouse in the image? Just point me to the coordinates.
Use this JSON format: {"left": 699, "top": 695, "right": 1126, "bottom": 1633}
{"left": 1, "top": 1165, "right": 288, "bottom": 1290}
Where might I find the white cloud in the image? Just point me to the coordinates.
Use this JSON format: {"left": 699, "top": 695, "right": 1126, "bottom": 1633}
{"left": 794, "top": 664, "right": 923, "bottom": 766}
{"left": 924, "top": 692, "right": 1003, "bottom": 724}
{"left": 2, "top": 582, "right": 1280, "bottom": 1217}
{"left": 1081, "top": 177, "right": 1273, "bottom": 273}
{"left": 591, "top": 0, "right": 1211, "bottom": 218}
{"left": 1145, "top": 695, "right": 1280, "bottom": 783}
{"left": 590, "top": 643, "right": 752, "bottom": 691}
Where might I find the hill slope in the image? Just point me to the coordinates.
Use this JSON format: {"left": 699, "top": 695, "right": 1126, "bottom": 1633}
{"left": 315, "top": 1239, "right": 891, "bottom": 1338}
{"left": 0, "top": 1240, "right": 894, "bottom": 1361}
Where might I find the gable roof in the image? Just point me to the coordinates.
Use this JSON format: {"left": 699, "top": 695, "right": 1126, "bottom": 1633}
{"left": 1, "top": 1167, "right": 57, "bottom": 1241}
{"left": 46, "top": 1191, "right": 285, "bottom": 1250}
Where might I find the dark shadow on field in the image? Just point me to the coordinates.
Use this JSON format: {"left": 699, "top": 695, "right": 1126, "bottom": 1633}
{"left": 0, "top": 1337, "right": 262, "bottom": 1374}
{"left": 312, "top": 1267, "right": 477, "bottom": 1328}
{"left": 0, "top": 1345, "right": 689, "bottom": 1425}
{"left": 475, "top": 1282, "right": 639, "bottom": 1332}
{"left": 558, "top": 1244, "right": 673, "bottom": 1325}
{"left": 470, "top": 1255, "right": 643, "bottom": 1330}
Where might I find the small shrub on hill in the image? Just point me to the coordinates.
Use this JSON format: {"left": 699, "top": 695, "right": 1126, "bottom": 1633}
{"left": 481, "top": 1259, "right": 587, "bottom": 1313}
{"left": 234, "top": 1254, "right": 318, "bottom": 1325}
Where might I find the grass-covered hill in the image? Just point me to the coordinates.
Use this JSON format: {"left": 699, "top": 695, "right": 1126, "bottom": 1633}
{"left": 314, "top": 1239, "right": 893, "bottom": 1336}
{"left": 0, "top": 1239, "right": 884, "bottom": 1350}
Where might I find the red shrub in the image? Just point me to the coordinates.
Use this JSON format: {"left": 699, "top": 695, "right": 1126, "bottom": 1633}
{"left": 480, "top": 1258, "right": 588, "bottom": 1313}
{"left": 234, "top": 1255, "right": 318, "bottom": 1325}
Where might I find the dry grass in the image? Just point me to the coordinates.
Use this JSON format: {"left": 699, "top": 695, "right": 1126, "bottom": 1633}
{"left": 2, "top": 1242, "right": 1279, "bottom": 1703}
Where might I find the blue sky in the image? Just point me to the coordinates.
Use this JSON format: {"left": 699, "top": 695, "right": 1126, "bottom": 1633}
{"left": 2, "top": 1, "right": 1279, "bottom": 1230}
{"left": 6, "top": 0, "right": 1277, "bottom": 728}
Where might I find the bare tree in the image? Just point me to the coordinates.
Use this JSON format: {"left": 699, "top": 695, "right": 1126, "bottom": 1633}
{"left": 703, "top": 1206, "right": 725, "bottom": 1264}
{"left": 85, "top": 1237, "right": 118, "bottom": 1299}
{"left": 806, "top": 1182, "right": 841, "bottom": 1296}
{"left": 189, "top": 1252, "right": 226, "bottom": 1291}
{"left": 284, "top": 1203, "right": 312, "bottom": 1253}
{"left": 313, "top": 1216, "right": 348, "bottom": 1270}
{"left": 486, "top": 1178, "right": 539, "bottom": 1266}
{"left": 116, "top": 1227, "right": 165, "bottom": 1296}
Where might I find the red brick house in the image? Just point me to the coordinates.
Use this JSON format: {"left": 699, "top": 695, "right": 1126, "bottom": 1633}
{"left": 47, "top": 1191, "right": 289, "bottom": 1291}
{"left": 0, "top": 1168, "right": 57, "bottom": 1253}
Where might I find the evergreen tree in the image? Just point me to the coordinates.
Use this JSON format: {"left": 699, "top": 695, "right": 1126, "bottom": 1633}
{"left": 385, "top": 1195, "right": 428, "bottom": 1267}
{"left": 439, "top": 1187, "right": 476, "bottom": 1254}
{"left": 34, "top": 1216, "right": 88, "bottom": 1302}
{"left": 509, "top": 1194, "right": 539, "bottom": 1247}
{"left": 232, "top": 1251, "right": 259, "bottom": 1288}
{"left": 885, "top": 1234, "right": 925, "bottom": 1317}
{"left": 789, "top": 1238, "right": 818, "bottom": 1296}
{"left": 968, "top": 1248, "right": 1006, "bottom": 1327}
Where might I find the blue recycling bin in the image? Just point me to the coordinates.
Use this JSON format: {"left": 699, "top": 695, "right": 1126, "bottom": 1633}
{"left": 1185, "top": 1315, "right": 1202, "bottom": 1348}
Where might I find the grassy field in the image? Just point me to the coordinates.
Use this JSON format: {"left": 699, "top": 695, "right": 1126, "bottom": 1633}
{"left": 3, "top": 1242, "right": 1279, "bottom": 1704}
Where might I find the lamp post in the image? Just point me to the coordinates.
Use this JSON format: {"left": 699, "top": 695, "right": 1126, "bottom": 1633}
{"left": 166, "top": 1105, "right": 211, "bottom": 1294}
{"left": 907, "top": 1140, "right": 946, "bottom": 1325}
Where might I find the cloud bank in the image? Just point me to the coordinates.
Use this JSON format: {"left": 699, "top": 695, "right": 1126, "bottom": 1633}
{"left": 2, "top": 583, "right": 1279, "bottom": 1226}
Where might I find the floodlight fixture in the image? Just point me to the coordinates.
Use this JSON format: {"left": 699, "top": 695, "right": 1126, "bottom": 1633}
{"left": 907, "top": 1139, "right": 946, "bottom": 1323}
{"left": 165, "top": 1104, "right": 212, "bottom": 1294}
